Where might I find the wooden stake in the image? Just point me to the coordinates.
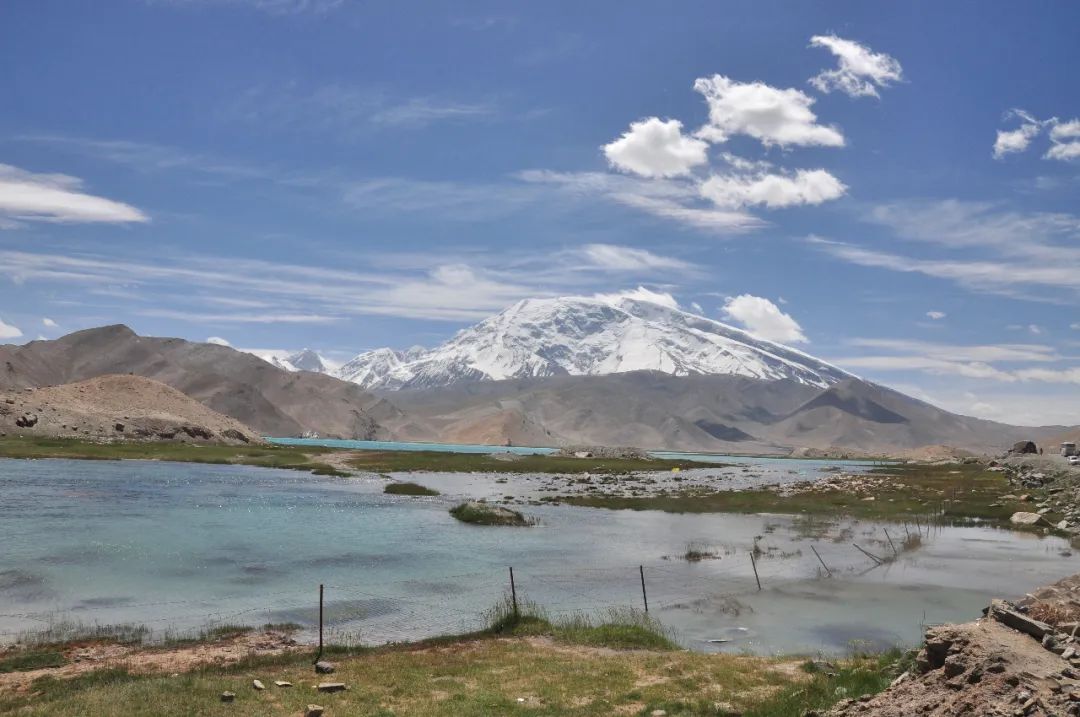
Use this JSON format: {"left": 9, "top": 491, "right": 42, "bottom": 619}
{"left": 639, "top": 565, "right": 649, "bottom": 613}
{"left": 853, "top": 543, "right": 884, "bottom": 565}
{"left": 810, "top": 545, "right": 832, "bottom": 577}
{"left": 883, "top": 528, "right": 898, "bottom": 557}
{"left": 750, "top": 552, "right": 761, "bottom": 591}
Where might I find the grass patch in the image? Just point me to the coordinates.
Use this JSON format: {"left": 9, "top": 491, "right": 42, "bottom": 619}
{"left": 449, "top": 501, "right": 535, "bottom": 526}
{"left": 0, "top": 648, "right": 66, "bottom": 673}
{"left": 384, "top": 481, "right": 440, "bottom": 496}
{"left": 482, "top": 597, "right": 678, "bottom": 651}
{"left": 683, "top": 541, "right": 719, "bottom": 562}
{"left": 0, "top": 436, "right": 349, "bottom": 477}
{"left": 347, "top": 449, "right": 698, "bottom": 475}
{"left": 564, "top": 462, "right": 1040, "bottom": 527}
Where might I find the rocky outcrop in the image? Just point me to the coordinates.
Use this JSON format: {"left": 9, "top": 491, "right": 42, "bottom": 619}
{"left": 828, "top": 573, "right": 1080, "bottom": 716}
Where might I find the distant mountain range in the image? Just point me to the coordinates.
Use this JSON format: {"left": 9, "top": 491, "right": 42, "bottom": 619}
{"left": 335, "top": 295, "right": 853, "bottom": 390}
{"left": 0, "top": 294, "right": 1071, "bottom": 454}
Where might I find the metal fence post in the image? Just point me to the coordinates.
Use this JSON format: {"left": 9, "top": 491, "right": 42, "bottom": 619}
{"left": 639, "top": 565, "right": 649, "bottom": 613}
{"left": 750, "top": 552, "right": 761, "bottom": 591}
{"left": 509, "top": 566, "right": 518, "bottom": 617}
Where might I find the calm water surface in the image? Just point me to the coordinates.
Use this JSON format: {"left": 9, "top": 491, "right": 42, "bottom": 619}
{"left": 0, "top": 458, "right": 1074, "bottom": 655}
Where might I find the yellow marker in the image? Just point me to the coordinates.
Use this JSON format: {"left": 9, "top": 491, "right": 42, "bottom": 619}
{"left": 672, "top": 466, "right": 680, "bottom": 473}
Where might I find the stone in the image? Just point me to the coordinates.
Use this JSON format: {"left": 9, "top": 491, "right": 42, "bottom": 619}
{"left": 1010, "top": 512, "right": 1046, "bottom": 526}
{"left": 314, "top": 660, "right": 335, "bottom": 674}
{"left": 305, "top": 706, "right": 325, "bottom": 717}
{"left": 252, "top": 679, "right": 265, "bottom": 690}
{"left": 1059, "top": 521, "right": 1072, "bottom": 531}
{"left": 990, "top": 599, "right": 1052, "bottom": 640}
{"left": 15, "top": 412, "right": 38, "bottom": 428}
{"left": 274, "top": 680, "right": 293, "bottom": 688}
{"left": 220, "top": 691, "right": 236, "bottom": 702}
{"left": 317, "top": 682, "right": 347, "bottom": 693}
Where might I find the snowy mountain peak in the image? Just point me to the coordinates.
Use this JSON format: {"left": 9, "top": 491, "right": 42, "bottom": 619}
{"left": 335, "top": 294, "right": 853, "bottom": 391}
{"left": 250, "top": 348, "right": 332, "bottom": 374}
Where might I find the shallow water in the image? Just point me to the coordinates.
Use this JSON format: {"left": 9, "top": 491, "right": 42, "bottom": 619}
{"left": 0, "top": 458, "right": 1075, "bottom": 655}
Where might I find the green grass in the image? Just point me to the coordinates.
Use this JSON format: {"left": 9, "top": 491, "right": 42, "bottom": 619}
{"left": 348, "top": 449, "right": 700, "bottom": 474}
{"left": 0, "top": 436, "right": 350, "bottom": 477}
{"left": 0, "top": 648, "right": 67, "bottom": 673}
{"left": 449, "top": 501, "right": 535, "bottom": 526}
{"left": 384, "top": 481, "right": 440, "bottom": 496}
{"left": 564, "top": 462, "right": 1048, "bottom": 528}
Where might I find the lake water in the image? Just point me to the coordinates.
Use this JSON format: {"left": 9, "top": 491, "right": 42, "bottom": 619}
{"left": 1, "top": 458, "right": 1075, "bottom": 655}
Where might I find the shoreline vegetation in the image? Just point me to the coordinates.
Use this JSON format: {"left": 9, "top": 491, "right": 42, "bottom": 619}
{"left": 0, "top": 602, "right": 906, "bottom": 717}
{"left": 0, "top": 437, "right": 1066, "bottom": 531}
{"left": 0, "top": 436, "right": 697, "bottom": 476}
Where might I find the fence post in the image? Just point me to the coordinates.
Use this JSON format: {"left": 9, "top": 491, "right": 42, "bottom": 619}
{"left": 810, "top": 545, "right": 832, "bottom": 577}
{"left": 639, "top": 565, "right": 649, "bottom": 613}
{"left": 883, "top": 528, "right": 898, "bottom": 558}
{"left": 509, "top": 566, "right": 518, "bottom": 618}
{"left": 749, "top": 552, "right": 761, "bottom": 591}
{"left": 314, "top": 583, "right": 324, "bottom": 664}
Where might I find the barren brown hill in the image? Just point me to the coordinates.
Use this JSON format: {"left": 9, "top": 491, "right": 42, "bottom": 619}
{"left": 0, "top": 326, "right": 431, "bottom": 440}
{"left": 0, "top": 375, "right": 262, "bottom": 445}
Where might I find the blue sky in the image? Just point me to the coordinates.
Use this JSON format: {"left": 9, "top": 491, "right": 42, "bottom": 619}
{"left": 1, "top": 0, "right": 1078, "bottom": 425}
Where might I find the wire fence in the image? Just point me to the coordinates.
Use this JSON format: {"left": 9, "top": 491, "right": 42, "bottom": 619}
{"left": 0, "top": 525, "right": 930, "bottom": 649}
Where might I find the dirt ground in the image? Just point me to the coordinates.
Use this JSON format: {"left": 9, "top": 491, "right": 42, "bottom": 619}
{"left": 0, "top": 629, "right": 300, "bottom": 694}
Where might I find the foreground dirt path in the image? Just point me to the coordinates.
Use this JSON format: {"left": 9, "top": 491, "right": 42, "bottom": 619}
{"left": 0, "top": 629, "right": 301, "bottom": 694}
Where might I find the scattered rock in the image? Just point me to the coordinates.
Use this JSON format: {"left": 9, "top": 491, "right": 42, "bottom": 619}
{"left": 1009, "top": 512, "right": 1046, "bottom": 527}
{"left": 305, "top": 706, "right": 325, "bottom": 717}
{"left": 252, "top": 679, "right": 265, "bottom": 690}
{"left": 317, "top": 682, "right": 347, "bottom": 693}
{"left": 314, "top": 660, "right": 335, "bottom": 674}
{"left": 274, "top": 680, "right": 293, "bottom": 687}
{"left": 220, "top": 691, "right": 236, "bottom": 702}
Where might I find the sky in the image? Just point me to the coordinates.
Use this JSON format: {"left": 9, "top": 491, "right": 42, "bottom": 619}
{"left": 1, "top": 0, "right": 1079, "bottom": 426}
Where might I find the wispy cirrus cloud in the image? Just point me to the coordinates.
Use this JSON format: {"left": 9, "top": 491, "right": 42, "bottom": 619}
{"left": 0, "top": 163, "right": 148, "bottom": 225}
{"left": 148, "top": 0, "right": 343, "bottom": 15}
{"left": 810, "top": 199, "right": 1080, "bottom": 302}
{"left": 223, "top": 83, "right": 498, "bottom": 139}
{"left": 0, "top": 236, "right": 694, "bottom": 325}
{"left": 832, "top": 338, "right": 1079, "bottom": 386}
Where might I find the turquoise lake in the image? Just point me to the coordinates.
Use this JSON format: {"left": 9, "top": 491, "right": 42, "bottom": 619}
{"left": 1, "top": 458, "right": 1074, "bottom": 655}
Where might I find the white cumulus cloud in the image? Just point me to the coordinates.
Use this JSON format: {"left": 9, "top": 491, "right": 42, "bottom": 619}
{"left": 1047, "top": 119, "right": 1080, "bottom": 161}
{"left": 700, "top": 169, "right": 846, "bottom": 209}
{"left": 42, "top": 317, "right": 58, "bottom": 328}
{"left": 693, "top": 75, "right": 844, "bottom": 148}
{"left": 993, "top": 109, "right": 1046, "bottom": 159}
{"left": 0, "top": 317, "right": 23, "bottom": 340}
{"left": 602, "top": 118, "right": 709, "bottom": 178}
{"left": 206, "top": 336, "right": 232, "bottom": 346}
{"left": 722, "top": 294, "right": 808, "bottom": 343}
{"left": 0, "top": 163, "right": 148, "bottom": 224}
{"left": 808, "top": 35, "right": 903, "bottom": 98}
{"left": 926, "top": 311, "right": 946, "bottom": 320}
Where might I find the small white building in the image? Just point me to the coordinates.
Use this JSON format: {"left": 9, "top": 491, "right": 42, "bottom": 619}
{"left": 1063, "top": 442, "right": 1078, "bottom": 457}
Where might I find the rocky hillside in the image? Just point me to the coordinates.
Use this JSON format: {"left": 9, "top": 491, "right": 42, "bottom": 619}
{"left": 389, "top": 371, "right": 1056, "bottom": 454}
{"left": 0, "top": 375, "right": 262, "bottom": 445}
{"left": 0, "top": 326, "right": 428, "bottom": 441}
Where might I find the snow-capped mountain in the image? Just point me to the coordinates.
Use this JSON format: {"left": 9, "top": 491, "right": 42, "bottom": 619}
{"left": 336, "top": 295, "right": 853, "bottom": 390}
{"left": 250, "top": 348, "right": 332, "bottom": 374}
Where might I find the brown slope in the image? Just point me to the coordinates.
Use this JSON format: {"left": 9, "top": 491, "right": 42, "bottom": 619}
{"left": 0, "top": 326, "right": 427, "bottom": 440}
{"left": 0, "top": 375, "right": 262, "bottom": 445}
